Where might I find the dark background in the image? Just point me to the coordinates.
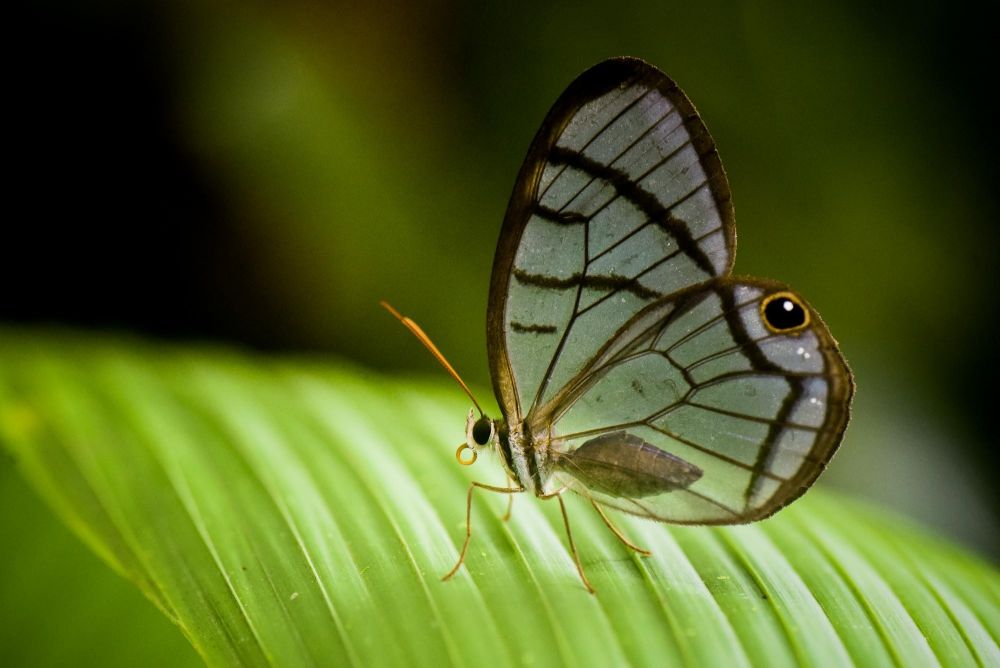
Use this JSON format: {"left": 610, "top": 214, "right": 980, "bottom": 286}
{"left": 6, "top": 1, "right": 997, "bottom": 557}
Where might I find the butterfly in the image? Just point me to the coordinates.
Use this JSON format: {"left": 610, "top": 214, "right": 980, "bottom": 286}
{"left": 384, "top": 56, "right": 853, "bottom": 593}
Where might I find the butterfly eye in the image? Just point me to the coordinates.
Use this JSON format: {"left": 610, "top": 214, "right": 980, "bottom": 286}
{"left": 760, "top": 291, "right": 810, "bottom": 334}
{"left": 471, "top": 416, "right": 494, "bottom": 446}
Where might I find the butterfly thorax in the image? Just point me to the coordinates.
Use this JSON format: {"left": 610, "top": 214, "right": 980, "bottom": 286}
{"left": 497, "top": 419, "right": 556, "bottom": 496}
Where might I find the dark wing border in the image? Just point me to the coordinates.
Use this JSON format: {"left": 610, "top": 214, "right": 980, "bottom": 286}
{"left": 487, "top": 57, "right": 736, "bottom": 423}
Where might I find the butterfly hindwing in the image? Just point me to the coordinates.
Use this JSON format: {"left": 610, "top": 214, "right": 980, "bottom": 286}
{"left": 545, "top": 278, "right": 853, "bottom": 523}
{"left": 488, "top": 58, "right": 736, "bottom": 423}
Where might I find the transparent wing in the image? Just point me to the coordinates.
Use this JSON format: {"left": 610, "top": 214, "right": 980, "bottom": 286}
{"left": 544, "top": 278, "right": 853, "bottom": 524}
{"left": 487, "top": 57, "right": 735, "bottom": 422}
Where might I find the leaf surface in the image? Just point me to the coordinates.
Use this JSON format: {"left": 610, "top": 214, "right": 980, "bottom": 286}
{"left": 0, "top": 331, "right": 996, "bottom": 667}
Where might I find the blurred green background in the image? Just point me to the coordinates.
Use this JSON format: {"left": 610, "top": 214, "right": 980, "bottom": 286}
{"left": 4, "top": 0, "right": 997, "bottom": 663}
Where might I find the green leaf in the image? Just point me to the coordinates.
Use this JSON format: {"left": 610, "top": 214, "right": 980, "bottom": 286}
{"left": 0, "top": 463, "right": 202, "bottom": 667}
{"left": 1, "top": 330, "right": 997, "bottom": 667}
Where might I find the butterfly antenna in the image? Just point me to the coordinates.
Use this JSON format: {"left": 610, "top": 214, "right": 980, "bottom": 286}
{"left": 380, "top": 301, "right": 485, "bottom": 417}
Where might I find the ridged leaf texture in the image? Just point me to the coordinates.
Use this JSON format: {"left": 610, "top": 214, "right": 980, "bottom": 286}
{"left": 0, "top": 331, "right": 997, "bottom": 667}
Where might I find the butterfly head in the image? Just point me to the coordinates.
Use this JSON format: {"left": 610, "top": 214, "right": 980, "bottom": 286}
{"left": 379, "top": 301, "right": 497, "bottom": 465}
{"left": 457, "top": 408, "right": 496, "bottom": 465}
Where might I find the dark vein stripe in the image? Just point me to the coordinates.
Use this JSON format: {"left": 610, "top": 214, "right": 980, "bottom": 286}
{"left": 716, "top": 287, "right": 779, "bottom": 373}
{"left": 550, "top": 132, "right": 693, "bottom": 251}
{"left": 510, "top": 321, "right": 557, "bottom": 334}
{"left": 715, "top": 287, "right": 812, "bottom": 504}
{"left": 586, "top": 180, "right": 709, "bottom": 267}
{"left": 658, "top": 290, "right": 764, "bottom": 355}
{"left": 550, "top": 105, "right": 683, "bottom": 240}
{"left": 576, "top": 225, "right": 721, "bottom": 318}
{"left": 548, "top": 145, "right": 716, "bottom": 275}
{"left": 512, "top": 267, "right": 662, "bottom": 300}
{"left": 751, "top": 379, "right": 805, "bottom": 492}
{"left": 533, "top": 204, "right": 588, "bottom": 225}
{"left": 538, "top": 83, "right": 655, "bottom": 202}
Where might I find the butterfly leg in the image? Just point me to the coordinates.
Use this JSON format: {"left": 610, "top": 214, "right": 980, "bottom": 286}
{"left": 591, "top": 500, "right": 652, "bottom": 556}
{"left": 538, "top": 489, "right": 596, "bottom": 594}
{"left": 442, "top": 481, "right": 524, "bottom": 582}
{"left": 501, "top": 479, "right": 516, "bottom": 522}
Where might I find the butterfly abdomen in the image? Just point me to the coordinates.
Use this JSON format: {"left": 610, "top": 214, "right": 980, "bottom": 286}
{"left": 555, "top": 431, "right": 702, "bottom": 498}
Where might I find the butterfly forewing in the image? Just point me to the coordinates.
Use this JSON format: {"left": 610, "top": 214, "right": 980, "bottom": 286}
{"left": 541, "top": 278, "right": 851, "bottom": 522}
{"left": 488, "top": 58, "right": 736, "bottom": 421}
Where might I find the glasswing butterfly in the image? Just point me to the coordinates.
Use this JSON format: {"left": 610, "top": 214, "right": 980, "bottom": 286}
{"left": 384, "top": 57, "right": 853, "bottom": 593}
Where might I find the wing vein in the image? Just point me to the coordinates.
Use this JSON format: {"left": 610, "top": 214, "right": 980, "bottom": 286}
{"left": 538, "top": 82, "right": 654, "bottom": 201}
{"left": 669, "top": 401, "right": 825, "bottom": 434}
{"left": 553, "top": 105, "right": 681, "bottom": 221}
{"left": 576, "top": 225, "right": 721, "bottom": 318}
{"left": 645, "top": 423, "right": 791, "bottom": 479}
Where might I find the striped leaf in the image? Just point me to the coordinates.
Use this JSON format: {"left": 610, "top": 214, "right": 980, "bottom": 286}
{"left": 0, "top": 330, "right": 996, "bottom": 667}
